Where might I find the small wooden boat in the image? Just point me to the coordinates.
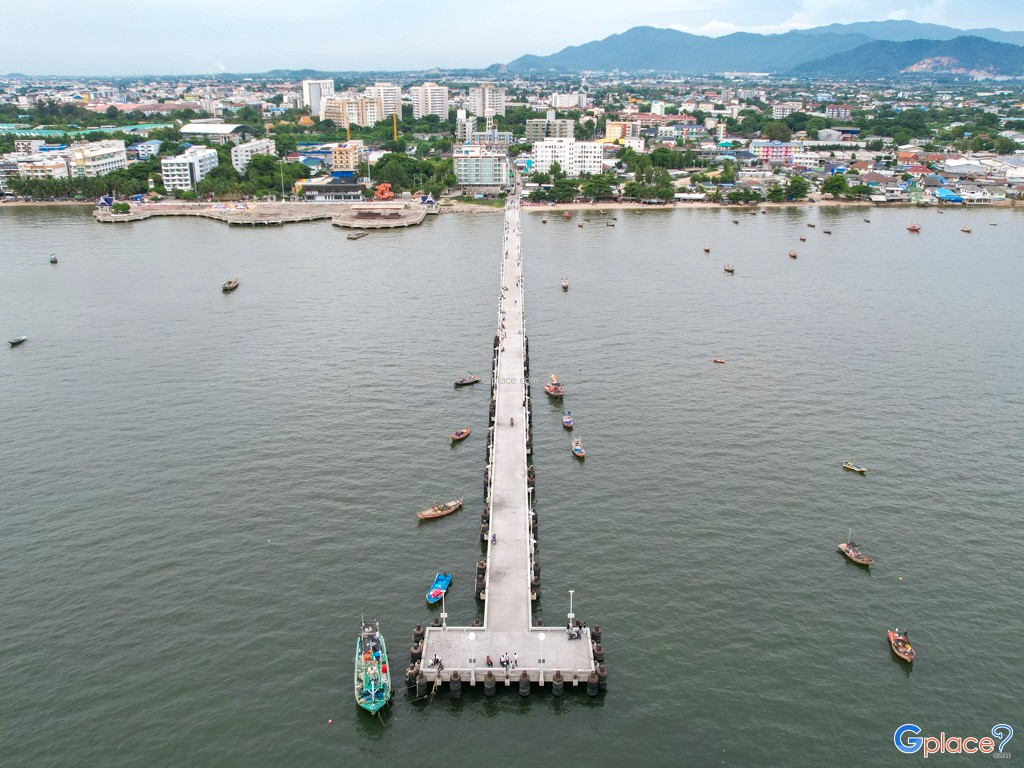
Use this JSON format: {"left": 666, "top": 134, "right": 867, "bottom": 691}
{"left": 541, "top": 219, "right": 547, "bottom": 224}
{"left": 577, "top": 223, "right": 583, "bottom": 228}
{"left": 807, "top": 223, "right": 816, "bottom": 228}
{"left": 9, "top": 336, "right": 28, "bottom": 347}
{"left": 417, "top": 497, "right": 464, "bottom": 520}
{"left": 961, "top": 227, "right": 972, "bottom": 233}
{"left": 838, "top": 531, "right": 873, "bottom": 566}
{"left": 936, "top": 209, "right": 944, "bottom": 214}
{"left": 355, "top": 620, "right": 392, "bottom": 713}
{"left": 584, "top": 218, "right": 591, "bottom": 222}
{"left": 712, "top": 358, "right": 725, "bottom": 364}
{"left": 571, "top": 434, "right": 585, "bottom": 459}
{"left": 561, "top": 278, "right": 569, "bottom": 291}
{"left": 426, "top": 572, "right": 452, "bottom": 604}
{"left": 222, "top": 276, "right": 240, "bottom": 292}
{"left": 843, "top": 461, "right": 867, "bottom": 475}
{"left": 454, "top": 374, "right": 481, "bottom": 387}
{"left": 789, "top": 251, "right": 798, "bottom": 259}
{"left": 562, "top": 411, "right": 573, "bottom": 429}
{"left": 723, "top": 265, "right": 735, "bottom": 274}
{"left": 544, "top": 374, "right": 565, "bottom": 398}
{"left": 563, "top": 212, "right": 572, "bottom": 220}
{"left": 49, "top": 254, "right": 58, "bottom": 264}
{"left": 450, "top": 427, "right": 471, "bottom": 443}
{"left": 907, "top": 223, "right": 921, "bottom": 232}
{"left": 799, "top": 236, "right": 806, "bottom": 242}
{"left": 606, "top": 222, "right": 615, "bottom": 227}
{"left": 703, "top": 244, "right": 711, "bottom": 253}
{"left": 864, "top": 219, "right": 870, "bottom": 223}
{"left": 347, "top": 231, "right": 368, "bottom": 240}
{"left": 822, "top": 229, "right": 832, "bottom": 234}
{"left": 888, "top": 628, "right": 915, "bottom": 663}
{"left": 731, "top": 219, "right": 739, "bottom": 225}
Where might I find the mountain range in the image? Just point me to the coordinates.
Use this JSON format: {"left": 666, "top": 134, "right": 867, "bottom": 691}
{"left": 504, "top": 20, "right": 1024, "bottom": 77}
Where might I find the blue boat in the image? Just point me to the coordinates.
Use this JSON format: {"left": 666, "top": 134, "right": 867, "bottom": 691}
{"left": 426, "top": 572, "right": 452, "bottom": 604}
{"left": 562, "top": 411, "right": 573, "bottom": 429}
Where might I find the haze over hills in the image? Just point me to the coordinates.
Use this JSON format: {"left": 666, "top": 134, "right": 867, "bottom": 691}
{"left": 505, "top": 20, "right": 1024, "bottom": 77}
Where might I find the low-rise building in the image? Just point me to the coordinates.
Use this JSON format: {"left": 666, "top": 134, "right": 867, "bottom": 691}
{"left": 230, "top": 138, "right": 277, "bottom": 174}
{"left": 161, "top": 146, "right": 219, "bottom": 191}
{"left": 179, "top": 122, "right": 255, "bottom": 146}
{"left": 330, "top": 140, "right": 366, "bottom": 172}
{"left": 750, "top": 140, "right": 797, "bottom": 164}
{"left": 71, "top": 140, "right": 128, "bottom": 177}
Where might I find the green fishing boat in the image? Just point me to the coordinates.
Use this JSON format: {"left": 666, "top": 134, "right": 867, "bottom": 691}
{"left": 354, "top": 620, "right": 392, "bottom": 714}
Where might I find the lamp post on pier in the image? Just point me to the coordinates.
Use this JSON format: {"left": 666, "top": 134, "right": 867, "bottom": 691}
{"left": 441, "top": 592, "right": 448, "bottom": 631}
{"left": 568, "top": 589, "right": 575, "bottom": 625}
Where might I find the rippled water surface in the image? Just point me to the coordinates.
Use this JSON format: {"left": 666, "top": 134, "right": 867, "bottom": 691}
{"left": 1, "top": 204, "right": 1022, "bottom": 767}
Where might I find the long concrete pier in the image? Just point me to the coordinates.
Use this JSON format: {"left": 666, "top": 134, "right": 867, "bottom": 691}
{"left": 411, "top": 196, "right": 605, "bottom": 697}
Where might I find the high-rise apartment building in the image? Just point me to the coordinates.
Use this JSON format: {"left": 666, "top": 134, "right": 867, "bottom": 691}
{"left": 322, "top": 95, "right": 384, "bottom": 128}
{"left": 301, "top": 79, "right": 336, "bottom": 119}
{"left": 452, "top": 144, "right": 513, "bottom": 191}
{"left": 230, "top": 138, "right": 277, "bottom": 174}
{"left": 409, "top": 83, "right": 449, "bottom": 121}
{"left": 364, "top": 82, "right": 402, "bottom": 117}
{"left": 467, "top": 85, "right": 506, "bottom": 117}
{"left": 526, "top": 110, "right": 575, "bottom": 143}
{"left": 532, "top": 138, "right": 603, "bottom": 177}
{"left": 71, "top": 140, "right": 128, "bottom": 177}
{"left": 160, "top": 146, "right": 219, "bottom": 191}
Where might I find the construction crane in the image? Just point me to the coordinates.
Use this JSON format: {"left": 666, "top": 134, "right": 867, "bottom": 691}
{"left": 393, "top": 111, "right": 398, "bottom": 141}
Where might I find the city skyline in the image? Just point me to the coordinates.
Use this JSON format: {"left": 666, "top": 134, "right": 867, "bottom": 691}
{"left": 4, "top": 0, "right": 1024, "bottom": 76}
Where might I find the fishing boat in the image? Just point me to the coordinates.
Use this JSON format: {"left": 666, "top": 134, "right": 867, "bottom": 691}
{"left": 417, "top": 497, "right": 464, "bottom": 520}
{"left": 822, "top": 229, "right": 832, "bottom": 234}
{"left": 606, "top": 222, "right": 615, "bottom": 227}
{"left": 961, "top": 227, "right": 972, "bottom": 233}
{"left": 347, "top": 231, "right": 368, "bottom": 240}
{"left": 450, "top": 427, "right": 471, "bottom": 443}
{"left": 222, "top": 276, "right": 240, "bottom": 292}
{"left": 731, "top": 219, "right": 739, "bottom": 225}
{"left": 807, "top": 223, "right": 816, "bottom": 228}
{"left": 843, "top": 461, "right": 867, "bottom": 475}
{"left": 562, "top": 411, "right": 573, "bottom": 429}
{"left": 9, "top": 336, "right": 28, "bottom": 347}
{"left": 789, "top": 251, "right": 798, "bottom": 258}
{"left": 907, "top": 223, "right": 921, "bottom": 232}
{"left": 864, "top": 219, "right": 871, "bottom": 223}
{"left": 703, "top": 244, "right": 711, "bottom": 253}
{"left": 544, "top": 374, "right": 565, "bottom": 398}
{"left": 49, "top": 254, "right": 58, "bottom": 264}
{"left": 713, "top": 358, "right": 725, "bottom": 364}
{"left": 577, "top": 223, "right": 583, "bottom": 228}
{"left": 571, "top": 434, "right": 585, "bottom": 459}
{"left": 354, "top": 620, "right": 392, "bottom": 713}
{"left": 453, "top": 374, "right": 481, "bottom": 387}
{"left": 723, "top": 265, "right": 735, "bottom": 274}
{"left": 541, "top": 219, "right": 547, "bottom": 224}
{"left": 561, "top": 278, "right": 569, "bottom": 291}
{"left": 799, "top": 236, "right": 806, "bottom": 242}
{"left": 838, "top": 530, "right": 873, "bottom": 566}
{"left": 888, "top": 628, "right": 916, "bottom": 663}
{"left": 426, "top": 572, "right": 452, "bottom": 604}
{"left": 563, "top": 212, "right": 571, "bottom": 220}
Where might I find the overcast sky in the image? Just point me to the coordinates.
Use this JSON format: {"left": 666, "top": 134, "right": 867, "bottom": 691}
{"left": 5, "top": 0, "right": 1024, "bottom": 75}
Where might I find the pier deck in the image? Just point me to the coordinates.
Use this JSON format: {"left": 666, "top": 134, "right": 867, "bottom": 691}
{"left": 416, "top": 198, "right": 597, "bottom": 690}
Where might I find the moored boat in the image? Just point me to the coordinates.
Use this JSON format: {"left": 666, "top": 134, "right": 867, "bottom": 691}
{"left": 731, "top": 219, "right": 739, "bottom": 225}
{"left": 907, "top": 223, "right": 921, "bottom": 232}
{"left": 562, "top": 410, "right": 573, "bottom": 429}
{"left": 723, "top": 265, "right": 735, "bottom": 274}
{"left": 864, "top": 218, "right": 871, "bottom": 223}
{"left": 450, "top": 427, "right": 471, "bottom": 443}
{"left": 563, "top": 212, "right": 571, "bottom": 220}
{"left": 822, "top": 229, "right": 832, "bottom": 234}
{"left": 354, "top": 620, "right": 392, "bottom": 713}
{"left": 561, "top": 278, "right": 569, "bottom": 291}
{"left": 713, "top": 358, "right": 725, "bottom": 364}
{"left": 789, "top": 251, "right": 798, "bottom": 258}
{"left": 426, "top": 572, "right": 452, "bottom": 604}
{"left": 807, "top": 223, "right": 816, "bottom": 228}
{"left": 454, "top": 374, "right": 481, "bottom": 387}
{"left": 417, "top": 497, "right": 464, "bottom": 520}
{"left": 961, "top": 227, "right": 972, "bottom": 233}
{"left": 222, "top": 276, "right": 240, "bottom": 292}
{"left": 347, "top": 231, "right": 368, "bottom": 240}
{"left": 571, "top": 434, "right": 585, "bottom": 459}
{"left": 49, "top": 254, "right": 58, "bottom": 264}
{"left": 606, "top": 222, "right": 615, "bottom": 227}
{"left": 888, "top": 628, "right": 915, "bottom": 663}
{"left": 799, "top": 236, "right": 806, "bottom": 242}
{"left": 843, "top": 461, "right": 867, "bottom": 475}
{"left": 838, "top": 531, "right": 873, "bottom": 566}
{"left": 703, "top": 244, "right": 711, "bottom": 253}
{"left": 544, "top": 374, "right": 565, "bottom": 398}
{"left": 9, "top": 335, "right": 28, "bottom": 347}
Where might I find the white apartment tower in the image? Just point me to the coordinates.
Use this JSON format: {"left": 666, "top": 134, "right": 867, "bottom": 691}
{"left": 322, "top": 95, "right": 384, "bottom": 128}
{"left": 364, "top": 82, "right": 402, "bottom": 117}
{"left": 409, "top": 82, "right": 449, "bottom": 121}
{"left": 467, "top": 85, "right": 506, "bottom": 117}
{"left": 230, "top": 138, "right": 277, "bottom": 174}
{"left": 301, "top": 79, "right": 336, "bottom": 119}
{"left": 533, "top": 137, "right": 603, "bottom": 177}
{"left": 160, "top": 146, "right": 219, "bottom": 191}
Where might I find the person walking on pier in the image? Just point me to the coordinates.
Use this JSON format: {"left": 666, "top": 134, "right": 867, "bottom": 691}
{"left": 513, "top": 652, "right": 519, "bottom": 669}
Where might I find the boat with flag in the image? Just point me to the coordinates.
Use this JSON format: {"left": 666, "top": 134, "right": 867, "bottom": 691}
{"left": 417, "top": 497, "right": 463, "bottom": 520}
{"left": 544, "top": 374, "right": 565, "bottom": 398}
{"left": 887, "top": 628, "right": 915, "bottom": 663}
{"left": 426, "top": 572, "right": 452, "bottom": 604}
{"left": 837, "top": 531, "right": 873, "bottom": 566}
{"left": 562, "top": 411, "right": 573, "bottom": 429}
{"left": 354, "top": 620, "right": 391, "bottom": 714}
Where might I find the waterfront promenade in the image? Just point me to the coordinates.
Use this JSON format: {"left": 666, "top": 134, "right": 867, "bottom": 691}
{"left": 414, "top": 197, "right": 600, "bottom": 695}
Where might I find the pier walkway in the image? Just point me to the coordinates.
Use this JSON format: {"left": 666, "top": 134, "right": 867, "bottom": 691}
{"left": 414, "top": 197, "right": 601, "bottom": 695}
